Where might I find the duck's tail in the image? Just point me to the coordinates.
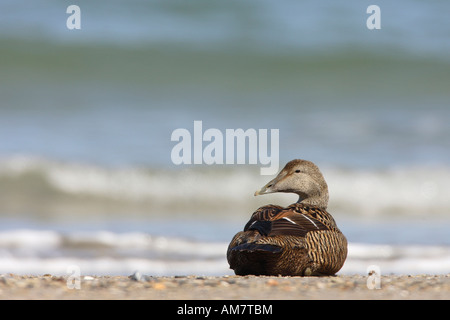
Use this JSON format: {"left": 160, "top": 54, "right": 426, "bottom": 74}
{"left": 227, "top": 243, "right": 282, "bottom": 276}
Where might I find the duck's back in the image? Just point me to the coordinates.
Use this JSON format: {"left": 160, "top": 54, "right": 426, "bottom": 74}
{"left": 227, "top": 203, "right": 347, "bottom": 276}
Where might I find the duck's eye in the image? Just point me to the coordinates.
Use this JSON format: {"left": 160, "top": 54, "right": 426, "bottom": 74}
{"left": 295, "top": 170, "right": 301, "bottom": 173}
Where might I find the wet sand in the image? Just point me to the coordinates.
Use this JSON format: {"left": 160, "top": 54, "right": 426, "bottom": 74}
{"left": 0, "top": 273, "right": 449, "bottom": 300}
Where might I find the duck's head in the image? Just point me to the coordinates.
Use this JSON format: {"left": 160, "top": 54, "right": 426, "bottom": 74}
{"left": 254, "top": 159, "right": 329, "bottom": 209}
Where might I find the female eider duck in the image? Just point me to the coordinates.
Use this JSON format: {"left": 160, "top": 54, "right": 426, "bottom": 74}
{"left": 227, "top": 159, "right": 347, "bottom": 276}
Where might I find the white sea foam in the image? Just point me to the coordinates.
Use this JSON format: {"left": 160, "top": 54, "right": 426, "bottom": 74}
{"left": 342, "top": 243, "right": 450, "bottom": 275}
{"left": 326, "top": 166, "right": 450, "bottom": 216}
{"left": 0, "top": 156, "right": 449, "bottom": 217}
{"left": 0, "top": 229, "right": 449, "bottom": 276}
{"left": 0, "top": 257, "right": 233, "bottom": 276}
{"left": 0, "top": 229, "right": 230, "bottom": 275}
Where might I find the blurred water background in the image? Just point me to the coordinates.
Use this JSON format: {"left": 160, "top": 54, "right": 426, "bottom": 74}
{"left": 0, "top": 0, "right": 449, "bottom": 276}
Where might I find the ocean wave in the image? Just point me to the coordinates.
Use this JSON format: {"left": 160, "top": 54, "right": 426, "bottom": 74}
{"left": 0, "top": 229, "right": 449, "bottom": 276}
{"left": 0, "top": 156, "right": 448, "bottom": 217}
{"left": 2, "top": 0, "right": 450, "bottom": 60}
{"left": 342, "top": 243, "right": 450, "bottom": 275}
{"left": 0, "top": 229, "right": 225, "bottom": 260}
{"left": 0, "top": 229, "right": 231, "bottom": 275}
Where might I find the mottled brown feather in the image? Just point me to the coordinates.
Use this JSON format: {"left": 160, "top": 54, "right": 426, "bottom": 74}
{"left": 227, "top": 203, "right": 347, "bottom": 276}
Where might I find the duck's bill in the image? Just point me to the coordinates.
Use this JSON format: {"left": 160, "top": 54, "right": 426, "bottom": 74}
{"left": 254, "top": 180, "right": 277, "bottom": 196}
{"left": 254, "top": 189, "right": 264, "bottom": 196}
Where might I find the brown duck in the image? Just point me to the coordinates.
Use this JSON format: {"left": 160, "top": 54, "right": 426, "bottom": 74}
{"left": 227, "top": 159, "right": 347, "bottom": 276}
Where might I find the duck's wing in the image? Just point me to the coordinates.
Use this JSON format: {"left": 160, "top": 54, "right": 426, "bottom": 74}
{"left": 243, "top": 205, "right": 284, "bottom": 231}
{"left": 244, "top": 204, "right": 330, "bottom": 238}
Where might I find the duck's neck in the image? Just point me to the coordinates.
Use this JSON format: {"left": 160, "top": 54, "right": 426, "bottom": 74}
{"left": 296, "top": 192, "right": 329, "bottom": 210}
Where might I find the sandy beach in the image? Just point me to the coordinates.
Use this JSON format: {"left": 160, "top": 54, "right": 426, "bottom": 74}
{"left": 0, "top": 273, "right": 449, "bottom": 300}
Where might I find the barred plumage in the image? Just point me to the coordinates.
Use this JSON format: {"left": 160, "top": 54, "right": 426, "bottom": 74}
{"left": 227, "top": 159, "right": 348, "bottom": 276}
